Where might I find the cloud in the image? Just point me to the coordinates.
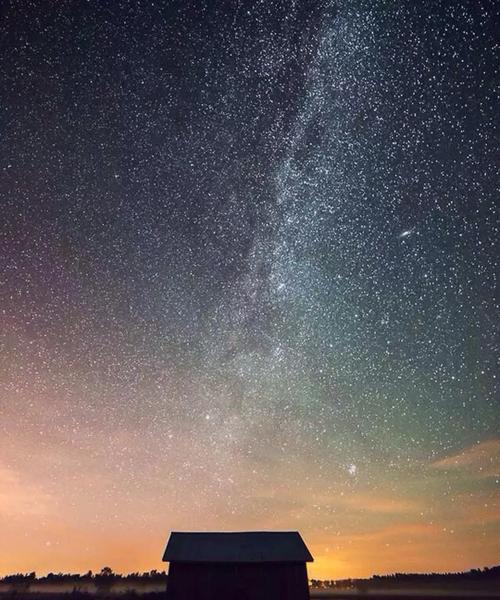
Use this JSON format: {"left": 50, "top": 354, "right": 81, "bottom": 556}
{"left": 431, "top": 439, "right": 500, "bottom": 478}
{"left": 0, "top": 464, "right": 53, "bottom": 518}
{"left": 338, "top": 493, "right": 421, "bottom": 514}
{"left": 454, "top": 491, "right": 500, "bottom": 524}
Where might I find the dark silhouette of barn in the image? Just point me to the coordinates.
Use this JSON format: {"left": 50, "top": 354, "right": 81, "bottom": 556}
{"left": 162, "top": 530, "right": 313, "bottom": 600}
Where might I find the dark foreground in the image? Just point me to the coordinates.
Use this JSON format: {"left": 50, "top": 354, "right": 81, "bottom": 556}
{"left": 1, "top": 592, "right": 500, "bottom": 600}
{"left": 311, "top": 594, "right": 500, "bottom": 599}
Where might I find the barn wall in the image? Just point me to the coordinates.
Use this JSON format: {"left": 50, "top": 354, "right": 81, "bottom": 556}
{"left": 166, "top": 562, "right": 310, "bottom": 600}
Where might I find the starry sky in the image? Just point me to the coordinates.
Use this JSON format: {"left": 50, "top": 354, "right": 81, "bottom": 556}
{"left": 1, "top": 0, "right": 499, "bottom": 580}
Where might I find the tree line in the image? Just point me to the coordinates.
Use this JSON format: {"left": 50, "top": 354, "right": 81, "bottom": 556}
{"left": 0, "top": 567, "right": 167, "bottom": 585}
{"left": 310, "top": 565, "right": 500, "bottom": 589}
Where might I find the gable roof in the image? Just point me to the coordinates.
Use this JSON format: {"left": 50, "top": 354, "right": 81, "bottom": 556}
{"left": 162, "top": 531, "right": 313, "bottom": 563}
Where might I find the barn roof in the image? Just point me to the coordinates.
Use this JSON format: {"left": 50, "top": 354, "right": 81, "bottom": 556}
{"left": 162, "top": 531, "right": 313, "bottom": 563}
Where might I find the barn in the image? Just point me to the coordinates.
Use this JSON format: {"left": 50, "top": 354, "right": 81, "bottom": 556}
{"left": 162, "top": 530, "right": 313, "bottom": 600}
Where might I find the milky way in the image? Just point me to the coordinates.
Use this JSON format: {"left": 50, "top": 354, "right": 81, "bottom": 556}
{"left": 1, "top": 0, "right": 498, "bottom": 578}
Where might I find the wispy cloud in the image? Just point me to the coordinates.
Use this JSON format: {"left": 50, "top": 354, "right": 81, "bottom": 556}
{"left": 338, "top": 493, "right": 421, "bottom": 514}
{"left": 0, "top": 464, "right": 53, "bottom": 517}
{"left": 431, "top": 439, "right": 500, "bottom": 478}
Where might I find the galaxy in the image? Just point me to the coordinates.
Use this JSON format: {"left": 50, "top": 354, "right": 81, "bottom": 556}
{"left": 1, "top": 0, "right": 498, "bottom": 579}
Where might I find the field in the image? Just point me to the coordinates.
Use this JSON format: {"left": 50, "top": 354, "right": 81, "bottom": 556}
{"left": 311, "top": 592, "right": 500, "bottom": 599}
{"left": 1, "top": 591, "right": 500, "bottom": 600}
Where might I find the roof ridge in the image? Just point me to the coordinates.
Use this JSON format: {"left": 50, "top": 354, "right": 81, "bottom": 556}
{"left": 162, "top": 530, "right": 314, "bottom": 563}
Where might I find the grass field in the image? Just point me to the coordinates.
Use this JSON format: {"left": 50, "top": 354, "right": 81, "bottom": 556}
{"left": 1, "top": 591, "right": 500, "bottom": 600}
{"left": 310, "top": 592, "right": 500, "bottom": 599}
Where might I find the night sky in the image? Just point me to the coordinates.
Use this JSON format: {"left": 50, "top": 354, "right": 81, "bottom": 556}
{"left": 1, "top": 0, "right": 499, "bottom": 579}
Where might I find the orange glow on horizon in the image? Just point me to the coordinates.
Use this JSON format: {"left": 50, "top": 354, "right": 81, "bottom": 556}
{"left": 1, "top": 418, "right": 498, "bottom": 580}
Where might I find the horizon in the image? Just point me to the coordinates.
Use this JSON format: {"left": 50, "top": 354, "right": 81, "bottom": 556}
{"left": 2, "top": 563, "right": 500, "bottom": 582}
{"left": 1, "top": 0, "right": 498, "bottom": 583}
